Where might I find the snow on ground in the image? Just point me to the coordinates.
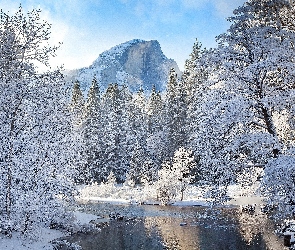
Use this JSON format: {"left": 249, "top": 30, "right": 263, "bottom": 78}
{"left": 0, "top": 228, "right": 64, "bottom": 250}
{"left": 77, "top": 196, "right": 130, "bottom": 205}
{"left": 76, "top": 183, "right": 258, "bottom": 207}
{"left": 73, "top": 211, "right": 98, "bottom": 225}
{"left": 0, "top": 211, "right": 99, "bottom": 250}
{"left": 226, "top": 184, "right": 265, "bottom": 207}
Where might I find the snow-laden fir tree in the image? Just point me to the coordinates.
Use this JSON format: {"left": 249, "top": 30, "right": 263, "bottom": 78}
{"left": 0, "top": 6, "right": 75, "bottom": 236}
{"left": 116, "top": 85, "right": 134, "bottom": 182}
{"left": 69, "top": 80, "right": 84, "bottom": 127}
{"left": 100, "top": 84, "right": 132, "bottom": 182}
{"left": 129, "top": 88, "right": 148, "bottom": 150}
{"left": 182, "top": 38, "right": 203, "bottom": 99}
{"left": 147, "top": 85, "right": 163, "bottom": 134}
{"left": 99, "top": 84, "right": 120, "bottom": 182}
{"left": 128, "top": 141, "right": 149, "bottom": 184}
{"left": 127, "top": 89, "right": 150, "bottom": 183}
{"left": 164, "top": 68, "right": 188, "bottom": 159}
{"left": 183, "top": 39, "right": 209, "bottom": 161}
{"left": 81, "top": 76, "right": 103, "bottom": 183}
{"left": 146, "top": 85, "right": 168, "bottom": 167}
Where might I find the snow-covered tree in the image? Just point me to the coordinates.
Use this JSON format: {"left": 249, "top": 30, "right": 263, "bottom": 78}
{"left": 155, "top": 147, "right": 197, "bottom": 204}
{"left": 146, "top": 85, "right": 167, "bottom": 167}
{"left": 129, "top": 88, "right": 148, "bottom": 150}
{"left": 0, "top": 6, "right": 75, "bottom": 236}
{"left": 147, "top": 85, "right": 163, "bottom": 134}
{"left": 172, "top": 147, "right": 198, "bottom": 200}
{"left": 82, "top": 76, "right": 103, "bottom": 183}
{"left": 262, "top": 154, "right": 295, "bottom": 217}
{"left": 192, "top": 0, "right": 295, "bottom": 201}
{"left": 182, "top": 38, "right": 204, "bottom": 99}
{"left": 99, "top": 84, "right": 121, "bottom": 182}
{"left": 128, "top": 141, "right": 149, "bottom": 184}
{"left": 70, "top": 81, "right": 84, "bottom": 110}
{"left": 155, "top": 162, "right": 179, "bottom": 205}
{"left": 164, "top": 68, "right": 188, "bottom": 158}
{"left": 183, "top": 39, "right": 209, "bottom": 162}
{"left": 69, "top": 80, "right": 84, "bottom": 131}
{"left": 100, "top": 84, "right": 132, "bottom": 182}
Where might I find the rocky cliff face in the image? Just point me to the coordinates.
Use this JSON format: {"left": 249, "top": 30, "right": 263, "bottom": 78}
{"left": 66, "top": 39, "right": 181, "bottom": 94}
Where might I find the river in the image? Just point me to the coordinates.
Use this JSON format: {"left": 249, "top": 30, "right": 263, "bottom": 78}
{"left": 62, "top": 202, "right": 287, "bottom": 250}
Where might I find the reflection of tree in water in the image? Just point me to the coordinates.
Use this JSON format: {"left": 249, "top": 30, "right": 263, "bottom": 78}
{"left": 64, "top": 219, "right": 164, "bottom": 250}
{"left": 64, "top": 204, "right": 287, "bottom": 250}
{"left": 144, "top": 217, "right": 200, "bottom": 250}
{"left": 236, "top": 211, "right": 286, "bottom": 249}
{"left": 237, "top": 212, "right": 267, "bottom": 244}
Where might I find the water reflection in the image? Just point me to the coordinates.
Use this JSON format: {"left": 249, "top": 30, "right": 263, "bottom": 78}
{"left": 69, "top": 219, "right": 164, "bottom": 250}
{"left": 63, "top": 204, "right": 287, "bottom": 250}
{"left": 235, "top": 211, "right": 285, "bottom": 249}
{"left": 144, "top": 217, "right": 200, "bottom": 249}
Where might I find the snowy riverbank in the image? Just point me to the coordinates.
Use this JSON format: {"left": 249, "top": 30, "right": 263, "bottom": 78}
{"left": 0, "top": 183, "right": 267, "bottom": 250}
{"left": 0, "top": 211, "right": 99, "bottom": 250}
{"left": 75, "top": 183, "right": 264, "bottom": 208}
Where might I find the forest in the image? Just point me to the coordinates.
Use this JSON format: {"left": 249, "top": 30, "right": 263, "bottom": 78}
{"left": 1, "top": 0, "right": 295, "bottom": 246}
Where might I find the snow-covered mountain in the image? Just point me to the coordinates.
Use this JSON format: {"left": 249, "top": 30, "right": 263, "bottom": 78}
{"left": 66, "top": 39, "right": 181, "bottom": 94}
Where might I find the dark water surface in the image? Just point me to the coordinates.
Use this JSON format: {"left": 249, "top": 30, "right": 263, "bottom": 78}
{"left": 65, "top": 203, "right": 286, "bottom": 250}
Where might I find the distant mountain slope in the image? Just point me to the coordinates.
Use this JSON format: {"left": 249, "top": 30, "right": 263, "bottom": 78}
{"left": 65, "top": 39, "right": 181, "bottom": 95}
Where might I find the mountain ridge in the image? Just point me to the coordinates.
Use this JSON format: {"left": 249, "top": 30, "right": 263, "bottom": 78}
{"left": 65, "top": 39, "right": 181, "bottom": 95}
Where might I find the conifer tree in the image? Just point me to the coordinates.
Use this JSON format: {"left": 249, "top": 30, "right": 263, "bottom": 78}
{"left": 183, "top": 40, "right": 209, "bottom": 156}
{"left": 70, "top": 80, "right": 84, "bottom": 108}
{"left": 129, "top": 88, "right": 148, "bottom": 150}
{"left": 146, "top": 85, "right": 167, "bottom": 167}
{"left": 147, "top": 85, "right": 163, "bottom": 134}
{"left": 84, "top": 76, "right": 100, "bottom": 117}
{"left": 164, "top": 68, "right": 188, "bottom": 158}
{"left": 128, "top": 141, "right": 148, "bottom": 184}
{"left": 100, "top": 84, "right": 120, "bottom": 182}
{"left": 100, "top": 84, "right": 132, "bottom": 182}
{"left": 82, "top": 76, "right": 102, "bottom": 183}
{"left": 70, "top": 80, "right": 84, "bottom": 128}
{"left": 182, "top": 38, "right": 203, "bottom": 99}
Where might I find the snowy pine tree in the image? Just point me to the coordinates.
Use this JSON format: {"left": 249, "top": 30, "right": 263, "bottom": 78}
{"left": 146, "top": 85, "right": 167, "bottom": 168}
{"left": 164, "top": 68, "right": 188, "bottom": 158}
{"left": 82, "top": 76, "right": 103, "bottom": 183}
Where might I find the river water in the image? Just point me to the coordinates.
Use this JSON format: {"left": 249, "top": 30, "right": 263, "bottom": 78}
{"left": 64, "top": 202, "right": 287, "bottom": 250}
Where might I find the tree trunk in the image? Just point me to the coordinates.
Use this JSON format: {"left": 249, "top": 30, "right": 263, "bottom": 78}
{"left": 261, "top": 106, "right": 280, "bottom": 158}
{"left": 181, "top": 190, "right": 184, "bottom": 201}
{"left": 5, "top": 165, "right": 12, "bottom": 219}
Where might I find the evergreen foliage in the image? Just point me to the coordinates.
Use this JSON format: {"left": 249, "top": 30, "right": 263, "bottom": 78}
{"left": 164, "top": 68, "right": 188, "bottom": 158}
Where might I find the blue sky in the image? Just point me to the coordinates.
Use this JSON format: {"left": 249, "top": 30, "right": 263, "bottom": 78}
{"left": 1, "top": 0, "right": 245, "bottom": 70}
